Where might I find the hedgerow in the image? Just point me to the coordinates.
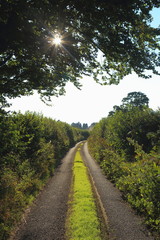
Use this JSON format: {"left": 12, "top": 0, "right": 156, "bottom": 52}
{"left": 88, "top": 108, "right": 160, "bottom": 236}
{"left": 0, "top": 111, "right": 89, "bottom": 239}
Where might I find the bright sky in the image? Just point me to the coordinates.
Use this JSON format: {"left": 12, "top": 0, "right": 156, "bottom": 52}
{"left": 7, "top": 8, "right": 160, "bottom": 126}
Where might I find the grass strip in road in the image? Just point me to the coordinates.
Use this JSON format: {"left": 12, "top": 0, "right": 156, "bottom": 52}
{"left": 66, "top": 149, "right": 101, "bottom": 240}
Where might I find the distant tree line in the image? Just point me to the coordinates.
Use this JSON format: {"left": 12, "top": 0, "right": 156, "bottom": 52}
{"left": 71, "top": 122, "right": 89, "bottom": 129}
{"left": 71, "top": 122, "right": 96, "bottom": 130}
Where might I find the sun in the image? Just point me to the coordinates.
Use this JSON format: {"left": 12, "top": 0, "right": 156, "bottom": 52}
{"left": 52, "top": 35, "right": 62, "bottom": 45}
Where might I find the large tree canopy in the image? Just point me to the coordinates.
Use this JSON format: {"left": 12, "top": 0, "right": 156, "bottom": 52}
{"left": 0, "top": 0, "right": 160, "bottom": 107}
{"left": 122, "top": 91, "right": 149, "bottom": 108}
{"left": 108, "top": 91, "right": 149, "bottom": 116}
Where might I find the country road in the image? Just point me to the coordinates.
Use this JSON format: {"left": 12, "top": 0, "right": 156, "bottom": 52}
{"left": 12, "top": 144, "right": 78, "bottom": 240}
{"left": 12, "top": 142, "right": 154, "bottom": 240}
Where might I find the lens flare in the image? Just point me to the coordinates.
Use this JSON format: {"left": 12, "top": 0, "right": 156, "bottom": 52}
{"left": 52, "top": 35, "right": 62, "bottom": 45}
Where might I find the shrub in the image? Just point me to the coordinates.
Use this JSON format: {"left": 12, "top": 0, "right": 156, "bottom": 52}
{"left": 0, "top": 111, "right": 89, "bottom": 239}
{"left": 88, "top": 108, "right": 160, "bottom": 234}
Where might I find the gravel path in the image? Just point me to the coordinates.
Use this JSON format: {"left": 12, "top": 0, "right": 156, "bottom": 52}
{"left": 12, "top": 145, "right": 77, "bottom": 240}
{"left": 81, "top": 142, "right": 154, "bottom": 240}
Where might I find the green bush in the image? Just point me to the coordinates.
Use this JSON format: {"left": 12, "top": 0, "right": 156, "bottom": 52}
{"left": 91, "top": 108, "right": 160, "bottom": 160}
{"left": 116, "top": 157, "right": 160, "bottom": 232}
{"left": 0, "top": 111, "right": 89, "bottom": 239}
{"left": 88, "top": 108, "right": 160, "bottom": 234}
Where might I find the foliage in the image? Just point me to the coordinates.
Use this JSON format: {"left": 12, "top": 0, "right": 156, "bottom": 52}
{"left": 100, "top": 108, "right": 160, "bottom": 159}
{"left": 122, "top": 91, "right": 149, "bottom": 108}
{"left": 66, "top": 148, "right": 101, "bottom": 240}
{"left": 88, "top": 108, "right": 160, "bottom": 234}
{"left": 1, "top": 1, "right": 160, "bottom": 107}
{"left": 0, "top": 111, "right": 89, "bottom": 239}
{"left": 71, "top": 122, "right": 89, "bottom": 129}
{"left": 109, "top": 91, "right": 149, "bottom": 115}
{"left": 116, "top": 155, "right": 160, "bottom": 233}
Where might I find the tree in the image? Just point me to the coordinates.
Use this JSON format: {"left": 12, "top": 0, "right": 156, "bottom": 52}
{"left": 122, "top": 91, "right": 149, "bottom": 109}
{"left": 71, "top": 122, "right": 89, "bottom": 129}
{"left": 1, "top": 1, "right": 160, "bottom": 107}
{"left": 108, "top": 91, "right": 149, "bottom": 115}
{"left": 71, "top": 122, "right": 82, "bottom": 129}
{"left": 82, "top": 123, "right": 88, "bottom": 129}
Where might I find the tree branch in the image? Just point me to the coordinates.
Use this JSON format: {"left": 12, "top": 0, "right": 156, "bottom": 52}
{"left": 0, "top": 54, "right": 13, "bottom": 68}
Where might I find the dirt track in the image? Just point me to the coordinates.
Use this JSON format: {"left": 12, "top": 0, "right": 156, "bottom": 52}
{"left": 12, "top": 145, "right": 77, "bottom": 240}
{"left": 12, "top": 142, "right": 154, "bottom": 240}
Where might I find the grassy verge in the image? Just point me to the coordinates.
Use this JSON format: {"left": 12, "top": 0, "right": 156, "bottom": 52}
{"left": 66, "top": 147, "right": 101, "bottom": 240}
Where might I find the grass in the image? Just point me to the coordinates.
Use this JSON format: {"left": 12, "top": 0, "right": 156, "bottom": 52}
{"left": 66, "top": 148, "right": 101, "bottom": 240}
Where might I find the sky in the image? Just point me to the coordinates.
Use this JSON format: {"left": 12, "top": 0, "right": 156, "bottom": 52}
{"left": 7, "top": 8, "right": 160, "bottom": 126}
